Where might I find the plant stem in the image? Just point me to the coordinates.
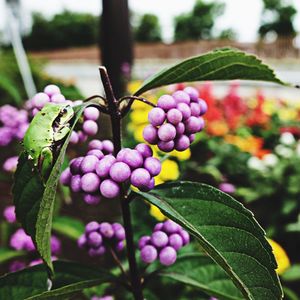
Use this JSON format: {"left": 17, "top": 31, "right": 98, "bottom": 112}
{"left": 99, "top": 67, "right": 144, "bottom": 300}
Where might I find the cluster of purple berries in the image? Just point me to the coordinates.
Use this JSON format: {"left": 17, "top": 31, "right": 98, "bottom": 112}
{"left": 139, "top": 220, "right": 190, "bottom": 266}
{"left": 78, "top": 221, "right": 125, "bottom": 257}
{"left": 26, "top": 84, "right": 100, "bottom": 144}
{"left": 0, "top": 105, "right": 29, "bottom": 147}
{"left": 60, "top": 141, "right": 161, "bottom": 203}
{"left": 143, "top": 87, "right": 207, "bottom": 152}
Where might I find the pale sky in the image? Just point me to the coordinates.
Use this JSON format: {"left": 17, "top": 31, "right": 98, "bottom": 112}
{"left": 0, "top": 0, "right": 300, "bottom": 42}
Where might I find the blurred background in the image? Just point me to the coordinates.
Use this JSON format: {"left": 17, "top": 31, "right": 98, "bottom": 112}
{"left": 0, "top": 0, "right": 300, "bottom": 299}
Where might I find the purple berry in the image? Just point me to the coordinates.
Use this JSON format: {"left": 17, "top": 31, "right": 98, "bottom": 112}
{"left": 141, "top": 245, "right": 158, "bottom": 263}
{"left": 99, "top": 222, "right": 114, "bottom": 238}
{"left": 143, "top": 125, "right": 158, "bottom": 145}
{"left": 50, "top": 236, "right": 61, "bottom": 255}
{"left": 44, "top": 84, "right": 60, "bottom": 96}
{"left": 89, "top": 246, "right": 106, "bottom": 257}
{"left": 163, "top": 220, "right": 181, "bottom": 234}
{"left": 189, "top": 134, "right": 196, "bottom": 143}
{"left": 175, "top": 122, "right": 185, "bottom": 135}
{"left": 185, "top": 116, "right": 202, "bottom": 134}
{"left": 190, "top": 102, "right": 201, "bottom": 117}
{"left": 84, "top": 194, "right": 101, "bottom": 205}
{"left": 157, "top": 95, "right": 177, "bottom": 111}
{"left": 85, "top": 221, "right": 100, "bottom": 233}
{"left": 60, "top": 167, "right": 72, "bottom": 185}
{"left": 102, "top": 140, "right": 114, "bottom": 154}
{"left": 70, "top": 175, "right": 82, "bottom": 193}
{"left": 80, "top": 155, "right": 99, "bottom": 173}
{"left": 179, "top": 229, "right": 190, "bottom": 246}
{"left": 159, "top": 246, "right": 177, "bottom": 266}
{"left": 87, "top": 149, "right": 104, "bottom": 160}
{"left": 100, "top": 179, "right": 120, "bottom": 198}
{"left": 144, "top": 157, "right": 161, "bottom": 176}
{"left": 168, "top": 233, "right": 183, "bottom": 250}
{"left": 3, "top": 205, "right": 16, "bottom": 223}
{"left": 167, "top": 108, "right": 183, "bottom": 125}
{"left": 84, "top": 107, "right": 100, "bottom": 121}
{"left": 135, "top": 143, "right": 153, "bottom": 158}
{"left": 51, "top": 94, "right": 66, "bottom": 103}
{"left": 175, "top": 135, "right": 190, "bottom": 151}
{"left": 116, "top": 241, "right": 125, "bottom": 252}
{"left": 78, "top": 234, "right": 87, "bottom": 248}
{"left": 112, "top": 223, "right": 125, "bottom": 240}
{"left": 177, "top": 103, "right": 191, "bottom": 120}
{"left": 183, "top": 87, "right": 199, "bottom": 102}
{"left": 70, "top": 131, "right": 79, "bottom": 144}
{"left": 172, "top": 91, "right": 190, "bottom": 105}
{"left": 138, "top": 236, "right": 151, "bottom": 250}
{"left": 130, "top": 168, "right": 151, "bottom": 189}
{"left": 122, "top": 149, "right": 143, "bottom": 169}
{"left": 158, "top": 123, "right": 176, "bottom": 142}
{"left": 157, "top": 140, "right": 175, "bottom": 152}
{"left": 154, "top": 223, "right": 164, "bottom": 232}
{"left": 88, "top": 139, "right": 103, "bottom": 151}
{"left": 109, "top": 162, "right": 131, "bottom": 182}
{"left": 148, "top": 107, "right": 166, "bottom": 126}
{"left": 151, "top": 231, "right": 169, "bottom": 248}
{"left": 81, "top": 173, "right": 100, "bottom": 193}
{"left": 70, "top": 157, "right": 84, "bottom": 174}
{"left": 199, "top": 99, "right": 208, "bottom": 115}
{"left": 32, "top": 93, "right": 50, "bottom": 109}
{"left": 96, "top": 155, "right": 116, "bottom": 178}
{"left": 83, "top": 120, "right": 98, "bottom": 136}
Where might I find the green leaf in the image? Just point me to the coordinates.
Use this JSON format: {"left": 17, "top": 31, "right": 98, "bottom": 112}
{"left": 134, "top": 182, "right": 283, "bottom": 300}
{"left": 281, "top": 264, "right": 300, "bottom": 282}
{"left": 134, "top": 48, "right": 286, "bottom": 96}
{"left": 52, "top": 216, "right": 84, "bottom": 240}
{"left": 13, "top": 101, "right": 99, "bottom": 275}
{"left": 0, "top": 260, "right": 117, "bottom": 300}
{"left": 158, "top": 253, "right": 244, "bottom": 300}
{"left": 0, "top": 248, "right": 26, "bottom": 264}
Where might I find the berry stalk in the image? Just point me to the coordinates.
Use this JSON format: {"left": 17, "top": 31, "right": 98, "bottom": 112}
{"left": 99, "top": 67, "right": 144, "bottom": 300}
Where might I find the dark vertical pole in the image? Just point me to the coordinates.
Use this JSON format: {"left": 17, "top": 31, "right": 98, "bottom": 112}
{"left": 101, "top": 0, "right": 133, "bottom": 98}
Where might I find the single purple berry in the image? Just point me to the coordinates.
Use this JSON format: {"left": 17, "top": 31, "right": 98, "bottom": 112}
{"left": 157, "top": 95, "right": 177, "bottom": 111}
{"left": 51, "top": 94, "right": 66, "bottom": 103}
{"left": 83, "top": 120, "right": 98, "bottom": 136}
{"left": 80, "top": 155, "right": 99, "bottom": 173}
{"left": 3, "top": 205, "right": 16, "bottom": 223}
{"left": 190, "top": 102, "right": 201, "bottom": 117}
{"left": 185, "top": 116, "right": 202, "bottom": 134}
{"left": 112, "top": 223, "right": 125, "bottom": 240}
{"left": 183, "top": 87, "right": 199, "bottom": 102}
{"left": 50, "top": 236, "right": 61, "bottom": 255}
{"left": 219, "top": 183, "right": 236, "bottom": 194}
{"left": 109, "top": 162, "right": 131, "bottom": 182}
{"left": 179, "top": 229, "right": 190, "bottom": 246}
{"left": 148, "top": 107, "right": 166, "bottom": 126}
{"left": 122, "top": 149, "right": 144, "bottom": 169}
{"left": 172, "top": 91, "right": 190, "bottom": 105}
{"left": 87, "top": 231, "right": 103, "bottom": 248}
{"left": 78, "top": 234, "right": 87, "bottom": 248}
{"left": 144, "top": 157, "right": 161, "bottom": 176}
{"left": 70, "top": 157, "right": 84, "bottom": 175}
{"left": 89, "top": 246, "right": 106, "bottom": 257}
{"left": 87, "top": 149, "right": 104, "bottom": 160}
{"left": 151, "top": 231, "right": 169, "bottom": 248}
{"left": 81, "top": 173, "right": 100, "bottom": 193}
{"left": 44, "top": 84, "right": 60, "bottom": 96}
{"left": 154, "top": 223, "right": 164, "bottom": 232}
{"left": 138, "top": 236, "right": 151, "bottom": 250}
{"left": 99, "top": 222, "right": 114, "bottom": 239}
{"left": 84, "top": 194, "right": 101, "bottom": 205}
{"left": 167, "top": 108, "right": 183, "bottom": 125}
{"left": 102, "top": 140, "right": 114, "bottom": 154}
{"left": 9, "top": 261, "right": 26, "bottom": 272}
{"left": 88, "top": 139, "right": 103, "bottom": 151}
{"left": 189, "top": 134, "right": 196, "bottom": 143}
{"left": 100, "top": 179, "right": 120, "bottom": 198}
{"left": 77, "top": 131, "right": 87, "bottom": 143}
{"left": 130, "top": 168, "right": 151, "bottom": 189}
{"left": 199, "top": 99, "right": 208, "bottom": 116}
{"left": 85, "top": 221, "right": 100, "bottom": 233}
{"left": 96, "top": 155, "right": 116, "bottom": 178}
{"left": 143, "top": 125, "right": 158, "bottom": 145}
{"left": 32, "top": 92, "right": 50, "bottom": 109}
{"left": 168, "top": 233, "right": 183, "bottom": 250}
{"left": 177, "top": 103, "right": 191, "bottom": 120}
{"left": 163, "top": 220, "right": 181, "bottom": 234}
{"left": 84, "top": 107, "right": 100, "bottom": 121}
{"left": 176, "top": 122, "right": 185, "bottom": 135}
{"left": 70, "top": 175, "right": 82, "bottom": 193}
{"left": 135, "top": 143, "right": 153, "bottom": 158}
{"left": 158, "top": 123, "right": 176, "bottom": 142}
{"left": 157, "top": 140, "right": 175, "bottom": 152}
{"left": 175, "top": 135, "right": 190, "bottom": 151}
{"left": 60, "top": 167, "right": 72, "bottom": 185}
{"left": 116, "top": 241, "right": 125, "bottom": 252}
{"left": 70, "top": 131, "right": 79, "bottom": 144}
{"left": 159, "top": 246, "right": 177, "bottom": 266}
{"left": 141, "top": 245, "right": 158, "bottom": 263}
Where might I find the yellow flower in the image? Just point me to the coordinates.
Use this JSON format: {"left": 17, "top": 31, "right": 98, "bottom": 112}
{"left": 268, "top": 239, "right": 290, "bottom": 275}
{"left": 158, "top": 159, "right": 180, "bottom": 182}
{"left": 128, "top": 80, "right": 143, "bottom": 94}
{"left": 130, "top": 110, "right": 149, "bottom": 125}
{"left": 149, "top": 204, "right": 166, "bottom": 221}
{"left": 170, "top": 149, "right": 191, "bottom": 161}
{"left": 278, "top": 108, "right": 298, "bottom": 121}
{"left": 262, "top": 99, "right": 276, "bottom": 116}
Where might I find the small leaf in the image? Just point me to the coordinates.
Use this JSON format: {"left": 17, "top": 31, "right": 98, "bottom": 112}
{"left": 52, "top": 216, "right": 84, "bottom": 240}
{"left": 134, "top": 48, "right": 286, "bottom": 95}
{"left": 0, "top": 260, "right": 117, "bottom": 300}
{"left": 0, "top": 248, "right": 26, "bottom": 264}
{"left": 158, "top": 253, "right": 243, "bottom": 300}
{"left": 281, "top": 264, "right": 300, "bottom": 282}
{"left": 13, "top": 101, "right": 99, "bottom": 274}
{"left": 134, "top": 182, "right": 283, "bottom": 300}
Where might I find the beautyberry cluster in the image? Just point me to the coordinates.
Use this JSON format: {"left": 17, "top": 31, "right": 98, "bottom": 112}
{"left": 26, "top": 84, "right": 100, "bottom": 144}
{"left": 61, "top": 141, "right": 161, "bottom": 203}
{"left": 0, "top": 105, "right": 29, "bottom": 146}
{"left": 139, "top": 220, "right": 190, "bottom": 266}
{"left": 78, "top": 221, "right": 125, "bottom": 257}
{"left": 143, "top": 87, "right": 207, "bottom": 152}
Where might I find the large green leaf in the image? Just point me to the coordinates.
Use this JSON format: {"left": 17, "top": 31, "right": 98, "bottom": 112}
{"left": 13, "top": 101, "right": 99, "bottom": 274}
{"left": 134, "top": 48, "right": 285, "bottom": 95}
{"left": 134, "top": 182, "right": 283, "bottom": 300}
{"left": 0, "top": 248, "right": 26, "bottom": 264}
{"left": 157, "top": 253, "right": 243, "bottom": 300}
{"left": 52, "top": 216, "right": 84, "bottom": 240}
{"left": 0, "top": 260, "right": 116, "bottom": 300}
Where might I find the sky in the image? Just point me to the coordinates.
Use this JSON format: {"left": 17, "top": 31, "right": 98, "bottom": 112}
{"left": 0, "top": 0, "right": 300, "bottom": 43}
